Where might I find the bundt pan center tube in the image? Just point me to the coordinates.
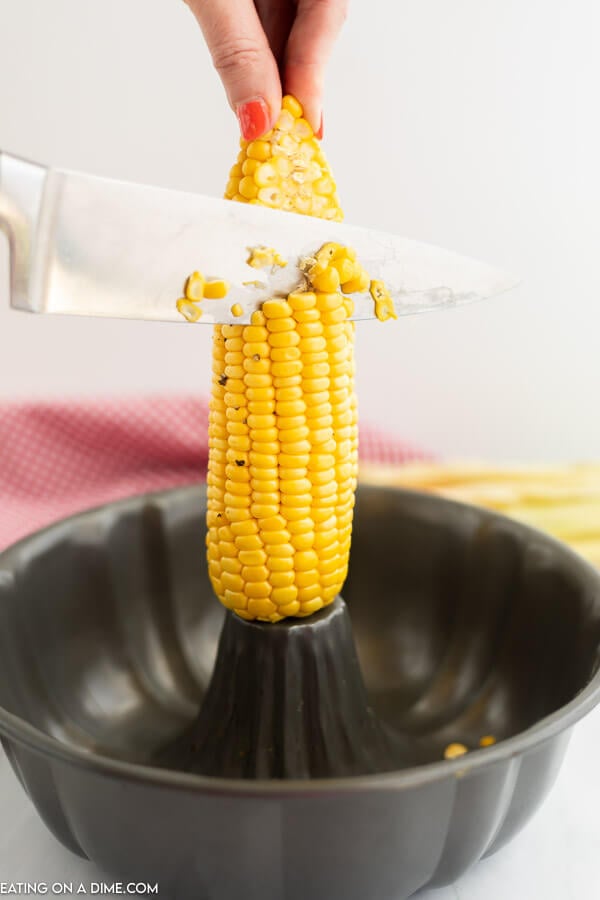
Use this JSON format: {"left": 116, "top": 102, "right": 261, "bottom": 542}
{"left": 156, "top": 597, "right": 398, "bottom": 779}
{"left": 0, "top": 485, "right": 600, "bottom": 900}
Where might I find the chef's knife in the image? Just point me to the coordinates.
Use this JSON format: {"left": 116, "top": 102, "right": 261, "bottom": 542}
{"left": 0, "top": 150, "right": 517, "bottom": 326}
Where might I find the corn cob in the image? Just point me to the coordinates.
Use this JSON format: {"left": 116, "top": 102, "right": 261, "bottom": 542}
{"left": 224, "top": 95, "right": 342, "bottom": 219}
{"left": 206, "top": 96, "right": 360, "bottom": 622}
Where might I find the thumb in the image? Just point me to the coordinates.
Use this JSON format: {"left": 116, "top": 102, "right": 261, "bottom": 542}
{"left": 185, "top": 0, "right": 282, "bottom": 139}
{"left": 284, "top": 0, "right": 348, "bottom": 133}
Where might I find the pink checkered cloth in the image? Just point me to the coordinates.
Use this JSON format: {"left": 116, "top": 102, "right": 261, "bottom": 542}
{"left": 0, "top": 397, "right": 429, "bottom": 550}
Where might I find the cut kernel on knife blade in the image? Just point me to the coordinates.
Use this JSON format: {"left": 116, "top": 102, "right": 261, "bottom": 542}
{"left": 247, "top": 245, "right": 288, "bottom": 270}
{"left": 176, "top": 297, "right": 202, "bottom": 323}
{"left": 370, "top": 280, "right": 398, "bottom": 322}
{"left": 175, "top": 273, "right": 230, "bottom": 322}
{"left": 176, "top": 248, "right": 397, "bottom": 325}
{"left": 185, "top": 271, "right": 205, "bottom": 301}
{"left": 203, "top": 279, "right": 230, "bottom": 300}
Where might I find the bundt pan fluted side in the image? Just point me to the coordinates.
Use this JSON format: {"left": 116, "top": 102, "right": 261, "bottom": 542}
{"left": 0, "top": 484, "right": 600, "bottom": 900}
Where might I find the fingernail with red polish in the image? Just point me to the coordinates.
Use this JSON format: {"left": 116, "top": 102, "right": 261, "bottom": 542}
{"left": 315, "top": 115, "right": 324, "bottom": 140}
{"left": 237, "top": 98, "right": 270, "bottom": 141}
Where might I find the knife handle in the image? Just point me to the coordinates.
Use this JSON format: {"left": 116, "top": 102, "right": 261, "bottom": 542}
{"left": 0, "top": 151, "right": 47, "bottom": 310}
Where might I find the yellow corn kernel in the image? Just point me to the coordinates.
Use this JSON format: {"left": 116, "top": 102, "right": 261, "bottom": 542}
{"left": 313, "top": 532, "right": 338, "bottom": 550}
{"left": 246, "top": 246, "right": 288, "bottom": 270}
{"left": 300, "top": 598, "right": 324, "bottom": 616}
{"left": 238, "top": 549, "right": 267, "bottom": 567}
{"left": 282, "top": 94, "right": 303, "bottom": 118}
{"left": 221, "top": 589, "right": 243, "bottom": 610}
{"left": 273, "top": 375, "right": 303, "bottom": 390}
{"left": 185, "top": 271, "right": 205, "bottom": 301}
{"left": 370, "top": 280, "right": 398, "bottom": 321}
{"left": 296, "top": 584, "right": 321, "bottom": 604}
{"left": 266, "top": 543, "right": 296, "bottom": 560}
{"left": 266, "top": 556, "right": 295, "bottom": 573}
{"left": 314, "top": 177, "right": 335, "bottom": 196}
{"left": 444, "top": 743, "right": 469, "bottom": 760}
{"left": 310, "top": 267, "right": 341, "bottom": 293}
{"left": 221, "top": 570, "right": 244, "bottom": 592}
{"left": 263, "top": 299, "right": 293, "bottom": 319}
{"left": 246, "top": 140, "right": 271, "bottom": 161}
{"left": 291, "top": 532, "right": 315, "bottom": 552}
{"left": 246, "top": 598, "right": 277, "bottom": 620}
{"left": 243, "top": 325, "right": 268, "bottom": 342}
{"left": 269, "top": 570, "right": 296, "bottom": 588}
{"left": 279, "top": 420, "right": 308, "bottom": 437}
{"left": 254, "top": 162, "right": 278, "bottom": 188}
{"left": 239, "top": 176, "right": 259, "bottom": 200}
{"left": 242, "top": 158, "right": 260, "bottom": 176}
{"left": 267, "top": 319, "right": 296, "bottom": 336}
{"left": 262, "top": 532, "right": 292, "bottom": 548}
{"left": 283, "top": 507, "right": 312, "bottom": 522}
{"left": 176, "top": 298, "right": 202, "bottom": 323}
{"left": 234, "top": 535, "right": 262, "bottom": 553}
{"left": 272, "top": 361, "right": 303, "bottom": 379}
{"left": 229, "top": 517, "right": 258, "bottom": 535}
{"left": 244, "top": 575, "right": 272, "bottom": 597}
{"left": 341, "top": 271, "right": 369, "bottom": 294}
{"left": 242, "top": 565, "right": 270, "bottom": 583}
{"left": 204, "top": 279, "right": 230, "bottom": 300}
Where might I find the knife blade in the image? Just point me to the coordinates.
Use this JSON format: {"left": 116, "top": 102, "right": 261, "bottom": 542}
{"left": 0, "top": 150, "right": 517, "bottom": 325}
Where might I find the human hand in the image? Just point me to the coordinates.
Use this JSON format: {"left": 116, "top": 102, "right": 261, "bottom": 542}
{"left": 184, "top": 0, "right": 348, "bottom": 140}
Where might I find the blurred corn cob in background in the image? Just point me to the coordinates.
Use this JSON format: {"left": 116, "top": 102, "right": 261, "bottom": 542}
{"left": 360, "top": 461, "right": 600, "bottom": 567}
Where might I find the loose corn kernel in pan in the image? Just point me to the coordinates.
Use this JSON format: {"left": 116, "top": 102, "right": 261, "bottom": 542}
{"left": 479, "top": 735, "right": 496, "bottom": 748}
{"left": 230, "top": 303, "right": 244, "bottom": 318}
{"left": 444, "top": 743, "right": 469, "bottom": 760}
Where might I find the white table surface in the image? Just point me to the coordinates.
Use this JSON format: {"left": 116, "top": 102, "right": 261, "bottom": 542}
{"left": 1, "top": 707, "right": 599, "bottom": 899}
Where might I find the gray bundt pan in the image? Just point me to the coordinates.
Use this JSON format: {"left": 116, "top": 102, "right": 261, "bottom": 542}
{"left": 0, "top": 484, "right": 599, "bottom": 899}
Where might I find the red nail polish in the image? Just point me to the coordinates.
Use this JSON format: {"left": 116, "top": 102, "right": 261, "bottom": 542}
{"left": 237, "top": 99, "right": 270, "bottom": 141}
{"left": 316, "top": 116, "right": 324, "bottom": 140}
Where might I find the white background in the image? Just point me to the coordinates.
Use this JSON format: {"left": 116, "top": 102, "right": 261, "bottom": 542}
{"left": 1, "top": 0, "right": 599, "bottom": 461}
